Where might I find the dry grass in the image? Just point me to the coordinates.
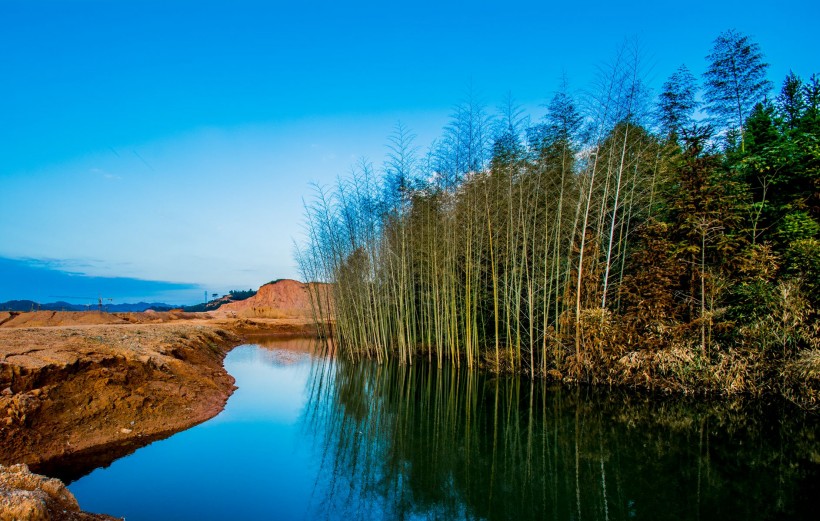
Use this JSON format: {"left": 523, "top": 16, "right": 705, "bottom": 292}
{"left": 788, "top": 349, "right": 820, "bottom": 380}
{"left": 614, "top": 343, "right": 767, "bottom": 396}
{"left": 782, "top": 349, "right": 820, "bottom": 411}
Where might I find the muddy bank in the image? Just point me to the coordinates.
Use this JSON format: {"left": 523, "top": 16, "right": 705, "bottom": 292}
{"left": 0, "top": 310, "right": 329, "bottom": 518}
{"left": 0, "top": 322, "right": 241, "bottom": 478}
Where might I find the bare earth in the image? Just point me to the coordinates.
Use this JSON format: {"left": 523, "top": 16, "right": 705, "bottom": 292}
{"left": 0, "top": 284, "right": 327, "bottom": 520}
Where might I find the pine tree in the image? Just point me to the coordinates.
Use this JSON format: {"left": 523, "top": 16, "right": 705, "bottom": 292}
{"left": 777, "top": 72, "right": 805, "bottom": 131}
{"left": 800, "top": 74, "right": 820, "bottom": 134}
{"left": 529, "top": 84, "right": 584, "bottom": 153}
{"left": 658, "top": 65, "right": 697, "bottom": 140}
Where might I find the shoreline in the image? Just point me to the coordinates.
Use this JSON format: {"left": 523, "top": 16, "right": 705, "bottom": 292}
{"left": 0, "top": 311, "right": 322, "bottom": 520}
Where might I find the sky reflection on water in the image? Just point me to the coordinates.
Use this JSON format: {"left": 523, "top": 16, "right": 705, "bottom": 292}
{"left": 69, "top": 340, "right": 322, "bottom": 520}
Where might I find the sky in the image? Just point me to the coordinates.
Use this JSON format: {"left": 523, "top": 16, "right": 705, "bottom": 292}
{"left": 1, "top": 0, "right": 817, "bottom": 305}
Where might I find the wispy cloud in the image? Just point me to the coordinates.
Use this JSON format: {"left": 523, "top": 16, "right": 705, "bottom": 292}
{"left": 0, "top": 256, "right": 201, "bottom": 305}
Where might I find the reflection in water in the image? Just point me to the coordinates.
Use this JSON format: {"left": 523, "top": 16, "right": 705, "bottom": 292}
{"left": 241, "top": 334, "right": 319, "bottom": 367}
{"left": 60, "top": 338, "right": 818, "bottom": 520}
{"left": 304, "top": 357, "right": 819, "bottom": 521}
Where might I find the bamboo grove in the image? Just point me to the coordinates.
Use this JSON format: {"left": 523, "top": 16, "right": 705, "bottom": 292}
{"left": 296, "top": 32, "right": 820, "bottom": 402}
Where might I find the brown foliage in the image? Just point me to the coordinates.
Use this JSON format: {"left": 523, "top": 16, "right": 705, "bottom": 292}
{"left": 618, "top": 220, "right": 683, "bottom": 350}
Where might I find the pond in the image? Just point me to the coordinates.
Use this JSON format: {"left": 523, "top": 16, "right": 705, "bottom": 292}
{"left": 64, "top": 337, "right": 819, "bottom": 520}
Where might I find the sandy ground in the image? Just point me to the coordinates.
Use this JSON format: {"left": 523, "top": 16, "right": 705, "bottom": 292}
{"left": 0, "top": 310, "right": 325, "bottom": 519}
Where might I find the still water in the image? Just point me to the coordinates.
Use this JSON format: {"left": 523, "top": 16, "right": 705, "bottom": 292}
{"left": 65, "top": 338, "right": 819, "bottom": 520}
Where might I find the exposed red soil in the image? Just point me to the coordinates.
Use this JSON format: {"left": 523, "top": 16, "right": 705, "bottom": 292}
{"left": 0, "top": 323, "right": 239, "bottom": 472}
{"left": 0, "top": 300, "right": 329, "bottom": 519}
{"left": 0, "top": 310, "right": 212, "bottom": 328}
{"left": 215, "top": 279, "right": 332, "bottom": 319}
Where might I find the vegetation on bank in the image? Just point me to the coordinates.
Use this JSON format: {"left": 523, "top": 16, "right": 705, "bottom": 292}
{"left": 182, "top": 288, "right": 257, "bottom": 312}
{"left": 297, "top": 31, "right": 820, "bottom": 407}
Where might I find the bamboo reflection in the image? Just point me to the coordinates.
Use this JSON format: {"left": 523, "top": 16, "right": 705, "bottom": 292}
{"left": 302, "top": 356, "right": 819, "bottom": 520}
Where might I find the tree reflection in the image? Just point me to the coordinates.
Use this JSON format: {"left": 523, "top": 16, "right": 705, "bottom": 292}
{"left": 303, "top": 357, "right": 819, "bottom": 520}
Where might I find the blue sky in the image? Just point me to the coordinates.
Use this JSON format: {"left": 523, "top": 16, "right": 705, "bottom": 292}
{"left": 1, "top": 0, "right": 817, "bottom": 304}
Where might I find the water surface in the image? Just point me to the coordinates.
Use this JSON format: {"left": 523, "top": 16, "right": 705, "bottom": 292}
{"left": 66, "top": 338, "right": 819, "bottom": 520}
{"left": 69, "top": 338, "right": 322, "bottom": 520}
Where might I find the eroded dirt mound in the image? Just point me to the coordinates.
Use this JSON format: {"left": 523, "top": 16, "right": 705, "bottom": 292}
{"left": 217, "top": 279, "right": 331, "bottom": 319}
{"left": 0, "top": 311, "right": 214, "bottom": 328}
{"left": 0, "top": 311, "right": 129, "bottom": 328}
{"left": 0, "top": 324, "right": 238, "bottom": 476}
{"left": 0, "top": 463, "right": 117, "bottom": 520}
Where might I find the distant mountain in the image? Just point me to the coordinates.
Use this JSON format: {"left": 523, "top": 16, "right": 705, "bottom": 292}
{"left": 109, "top": 302, "right": 175, "bottom": 312}
{"left": 0, "top": 300, "right": 174, "bottom": 312}
{"left": 1, "top": 288, "right": 258, "bottom": 313}
{"left": 0, "top": 300, "right": 44, "bottom": 311}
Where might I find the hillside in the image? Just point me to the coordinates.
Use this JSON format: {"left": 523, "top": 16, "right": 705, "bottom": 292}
{"left": 215, "top": 279, "right": 331, "bottom": 319}
{"left": 0, "top": 300, "right": 172, "bottom": 312}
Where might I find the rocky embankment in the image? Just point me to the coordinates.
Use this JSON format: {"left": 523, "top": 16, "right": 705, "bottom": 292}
{"left": 1, "top": 463, "right": 117, "bottom": 520}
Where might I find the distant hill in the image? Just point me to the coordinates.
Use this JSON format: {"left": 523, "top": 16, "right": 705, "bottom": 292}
{"left": 0, "top": 300, "right": 42, "bottom": 312}
{"left": 0, "top": 300, "right": 174, "bottom": 312}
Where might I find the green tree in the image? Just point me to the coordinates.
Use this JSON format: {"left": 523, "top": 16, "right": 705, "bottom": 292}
{"left": 739, "top": 72, "right": 820, "bottom": 247}
{"left": 383, "top": 121, "right": 419, "bottom": 211}
{"left": 703, "top": 29, "right": 771, "bottom": 152}
{"left": 777, "top": 71, "right": 806, "bottom": 131}
{"left": 490, "top": 93, "right": 527, "bottom": 168}
{"left": 528, "top": 81, "right": 584, "bottom": 154}
{"left": 657, "top": 64, "right": 697, "bottom": 140}
{"left": 800, "top": 74, "right": 820, "bottom": 134}
{"left": 434, "top": 87, "right": 494, "bottom": 188}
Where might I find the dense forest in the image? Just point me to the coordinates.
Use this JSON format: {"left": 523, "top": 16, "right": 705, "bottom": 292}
{"left": 297, "top": 31, "right": 819, "bottom": 407}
